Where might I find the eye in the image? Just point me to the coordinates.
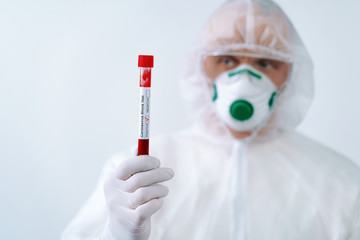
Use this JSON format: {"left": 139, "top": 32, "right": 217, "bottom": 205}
{"left": 218, "top": 56, "right": 238, "bottom": 67}
{"left": 256, "top": 59, "right": 273, "bottom": 69}
{"left": 222, "top": 58, "right": 234, "bottom": 66}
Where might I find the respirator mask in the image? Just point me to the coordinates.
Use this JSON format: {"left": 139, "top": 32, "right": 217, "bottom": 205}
{"left": 211, "top": 64, "right": 278, "bottom": 132}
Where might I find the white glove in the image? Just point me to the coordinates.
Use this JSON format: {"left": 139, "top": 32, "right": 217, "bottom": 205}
{"left": 101, "top": 155, "right": 174, "bottom": 240}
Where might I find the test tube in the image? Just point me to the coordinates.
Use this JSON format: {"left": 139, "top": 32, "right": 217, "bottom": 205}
{"left": 137, "top": 55, "right": 154, "bottom": 156}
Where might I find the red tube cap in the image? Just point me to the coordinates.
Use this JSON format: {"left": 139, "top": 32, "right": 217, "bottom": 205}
{"left": 138, "top": 55, "right": 154, "bottom": 68}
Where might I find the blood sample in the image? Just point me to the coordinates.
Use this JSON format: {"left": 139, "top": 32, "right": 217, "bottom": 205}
{"left": 137, "top": 55, "right": 154, "bottom": 155}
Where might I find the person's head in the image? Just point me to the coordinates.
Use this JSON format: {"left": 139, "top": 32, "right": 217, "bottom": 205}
{"left": 201, "top": 0, "right": 292, "bottom": 86}
{"left": 180, "top": 0, "right": 314, "bottom": 141}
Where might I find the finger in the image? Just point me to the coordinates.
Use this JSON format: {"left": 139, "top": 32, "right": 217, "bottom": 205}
{"left": 115, "top": 155, "right": 160, "bottom": 180}
{"left": 103, "top": 177, "right": 128, "bottom": 205}
{"left": 129, "top": 198, "right": 164, "bottom": 227}
{"left": 125, "top": 168, "right": 174, "bottom": 193}
{"left": 128, "top": 184, "right": 169, "bottom": 209}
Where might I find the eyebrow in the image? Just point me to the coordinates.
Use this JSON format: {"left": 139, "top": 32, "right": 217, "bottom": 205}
{"left": 217, "top": 55, "right": 238, "bottom": 63}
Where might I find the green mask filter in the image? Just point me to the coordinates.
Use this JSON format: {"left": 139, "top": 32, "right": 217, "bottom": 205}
{"left": 230, "top": 100, "right": 254, "bottom": 121}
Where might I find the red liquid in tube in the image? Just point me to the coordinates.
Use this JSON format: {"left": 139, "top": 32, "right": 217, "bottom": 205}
{"left": 137, "top": 55, "right": 153, "bottom": 155}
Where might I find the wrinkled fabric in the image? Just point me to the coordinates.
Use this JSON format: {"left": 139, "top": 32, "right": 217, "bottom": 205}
{"left": 149, "top": 130, "right": 360, "bottom": 240}
{"left": 61, "top": 129, "right": 360, "bottom": 240}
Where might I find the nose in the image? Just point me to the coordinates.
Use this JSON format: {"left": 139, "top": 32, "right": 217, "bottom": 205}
{"left": 228, "top": 68, "right": 262, "bottom": 79}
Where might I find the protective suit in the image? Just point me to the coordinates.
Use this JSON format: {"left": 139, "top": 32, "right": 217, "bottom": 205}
{"left": 61, "top": 0, "right": 360, "bottom": 239}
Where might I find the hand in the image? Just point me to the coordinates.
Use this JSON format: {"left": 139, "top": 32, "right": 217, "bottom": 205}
{"left": 101, "top": 155, "right": 174, "bottom": 240}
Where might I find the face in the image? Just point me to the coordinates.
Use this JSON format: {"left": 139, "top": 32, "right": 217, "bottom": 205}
{"left": 203, "top": 52, "right": 291, "bottom": 89}
{"left": 203, "top": 51, "right": 292, "bottom": 139}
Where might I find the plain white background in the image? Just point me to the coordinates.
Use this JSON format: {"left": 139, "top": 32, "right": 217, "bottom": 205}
{"left": 0, "top": 0, "right": 359, "bottom": 239}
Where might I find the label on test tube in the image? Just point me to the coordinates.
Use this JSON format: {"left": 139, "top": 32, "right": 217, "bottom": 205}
{"left": 137, "top": 55, "right": 153, "bottom": 155}
{"left": 138, "top": 87, "right": 151, "bottom": 139}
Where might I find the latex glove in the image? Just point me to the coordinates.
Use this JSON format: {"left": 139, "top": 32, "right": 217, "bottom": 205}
{"left": 101, "top": 155, "right": 174, "bottom": 240}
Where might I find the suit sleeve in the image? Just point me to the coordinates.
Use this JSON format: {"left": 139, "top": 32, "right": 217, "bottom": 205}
{"left": 60, "top": 153, "right": 127, "bottom": 240}
{"left": 348, "top": 193, "right": 360, "bottom": 240}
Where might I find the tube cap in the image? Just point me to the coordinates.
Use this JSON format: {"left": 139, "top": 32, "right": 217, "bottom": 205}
{"left": 138, "top": 55, "right": 154, "bottom": 68}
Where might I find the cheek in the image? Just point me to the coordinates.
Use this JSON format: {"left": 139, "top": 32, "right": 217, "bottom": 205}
{"left": 269, "top": 68, "right": 290, "bottom": 89}
{"left": 203, "top": 60, "right": 228, "bottom": 80}
{"left": 203, "top": 59, "right": 215, "bottom": 79}
{"left": 204, "top": 65, "right": 220, "bottom": 80}
{"left": 272, "top": 74, "right": 286, "bottom": 89}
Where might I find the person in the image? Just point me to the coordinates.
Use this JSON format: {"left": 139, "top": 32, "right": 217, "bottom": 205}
{"left": 61, "top": 0, "right": 360, "bottom": 239}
